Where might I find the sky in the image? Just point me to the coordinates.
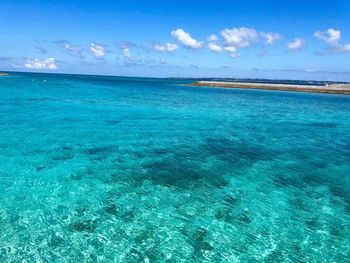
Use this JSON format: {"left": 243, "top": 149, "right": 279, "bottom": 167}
{"left": 1, "top": 0, "right": 350, "bottom": 80}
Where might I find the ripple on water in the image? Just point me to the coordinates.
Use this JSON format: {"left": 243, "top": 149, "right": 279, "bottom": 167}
{"left": 0, "top": 74, "right": 350, "bottom": 262}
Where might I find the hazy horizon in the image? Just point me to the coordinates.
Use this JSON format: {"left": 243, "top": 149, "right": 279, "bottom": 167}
{"left": 3, "top": 70, "right": 350, "bottom": 83}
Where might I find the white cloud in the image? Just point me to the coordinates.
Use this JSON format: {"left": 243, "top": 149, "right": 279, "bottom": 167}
{"left": 208, "top": 42, "right": 223, "bottom": 52}
{"left": 171, "top": 29, "right": 202, "bottom": 49}
{"left": 121, "top": 47, "right": 135, "bottom": 61}
{"left": 261, "top": 32, "right": 281, "bottom": 44}
{"left": 224, "top": 46, "right": 237, "bottom": 53}
{"left": 221, "top": 27, "right": 259, "bottom": 48}
{"left": 169, "top": 27, "right": 280, "bottom": 58}
{"left": 207, "top": 34, "right": 241, "bottom": 57}
{"left": 207, "top": 27, "right": 261, "bottom": 58}
{"left": 63, "top": 43, "right": 84, "bottom": 58}
{"left": 207, "top": 41, "right": 238, "bottom": 57}
{"left": 342, "top": 44, "right": 350, "bottom": 51}
{"left": 304, "top": 68, "right": 316, "bottom": 73}
{"left": 122, "top": 47, "right": 131, "bottom": 58}
{"left": 207, "top": 34, "right": 218, "bottom": 42}
{"left": 314, "top": 28, "right": 350, "bottom": 53}
{"left": 54, "top": 40, "right": 84, "bottom": 58}
{"left": 287, "top": 38, "right": 305, "bottom": 51}
{"left": 24, "top": 57, "right": 57, "bottom": 70}
{"left": 314, "top": 28, "right": 340, "bottom": 46}
{"left": 207, "top": 42, "right": 238, "bottom": 57}
{"left": 229, "top": 53, "right": 240, "bottom": 58}
{"left": 153, "top": 42, "right": 178, "bottom": 52}
{"left": 118, "top": 42, "right": 141, "bottom": 63}
{"left": 90, "top": 43, "right": 105, "bottom": 58}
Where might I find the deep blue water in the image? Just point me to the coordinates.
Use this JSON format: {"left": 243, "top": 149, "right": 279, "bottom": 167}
{"left": 0, "top": 72, "right": 350, "bottom": 262}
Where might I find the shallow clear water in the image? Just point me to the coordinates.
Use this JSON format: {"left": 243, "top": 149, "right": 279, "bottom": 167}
{"left": 0, "top": 73, "right": 350, "bottom": 262}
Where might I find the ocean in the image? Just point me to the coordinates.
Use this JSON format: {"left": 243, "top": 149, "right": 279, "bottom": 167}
{"left": 1, "top": 72, "right": 350, "bottom": 262}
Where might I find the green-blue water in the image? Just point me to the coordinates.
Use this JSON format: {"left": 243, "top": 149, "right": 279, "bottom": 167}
{"left": 1, "top": 73, "right": 350, "bottom": 262}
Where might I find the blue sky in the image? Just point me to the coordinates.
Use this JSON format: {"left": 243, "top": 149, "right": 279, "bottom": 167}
{"left": 1, "top": 0, "right": 350, "bottom": 80}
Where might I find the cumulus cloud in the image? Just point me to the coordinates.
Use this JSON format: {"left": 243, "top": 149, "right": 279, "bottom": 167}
{"left": 207, "top": 36, "right": 238, "bottom": 57}
{"left": 342, "top": 44, "right": 350, "bottom": 51}
{"left": 153, "top": 42, "right": 178, "bottom": 52}
{"left": 169, "top": 27, "right": 279, "bottom": 58}
{"left": 64, "top": 43, "right": 84, "bottom": 58}
{"left": 121, "top": 46, "right": 132, "bottom": 59}
{"left": 122, "top": 48, "right": 132, "bottom": 58}
{"left": 287, "top": 38, "right": 305, "bottom": 51}
{"left": 314, "top": 28, "right": 350, "bottom": 53}
{"left": 118, "top": 42, "right": 141, "bottom": 64}
{"left": 218, "top": 28, "right": 280, "bottom": 58}
{"left": 261, "top": 32, "right": 281, "bottom": 44}
{"left": 53, "top": 40, "right": 84, "bottom": 58}
{"left": 208, "top": 42, "right": 224, "bottom": 52}
{"left": 314, "top": 28, "right": 340, "bottom": 46}
{"left": 224, "top": 46, "right": 237, "bottom": 53}
{"left": 116, "top": 43, "right": 165, "bottom": 67}
{"left": 90, "top": 43, "right": 105, "bottom": 58}
{"left": 207, "top": 42, "right": 238, "bottom": 57}
{"left": 221, "top": 27, "right": 259, "bottom": 48}
{"left": 23, "top": 57, "right": 57, "bottom": 70}
{"left": 207, "top": 34, "right": 218, "bottom": 42}
{"left": 171, "top": 29, "right": 202, "bottom": 49}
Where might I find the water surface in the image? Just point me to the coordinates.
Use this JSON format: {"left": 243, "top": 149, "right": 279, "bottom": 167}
{"left": 0, "top": 73, "right": 350, "bottom": 262}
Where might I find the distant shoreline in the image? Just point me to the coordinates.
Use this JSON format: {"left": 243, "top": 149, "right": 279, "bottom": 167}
{"left": 191, "top": 81, "right": 350, "bottom": 95}
{"left": 0, "top": 72, "right": 9, "bottom": 76}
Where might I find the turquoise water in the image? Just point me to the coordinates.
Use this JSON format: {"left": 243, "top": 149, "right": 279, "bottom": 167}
{"left": 0, "top": 73, "right": 350, "bottom": 262}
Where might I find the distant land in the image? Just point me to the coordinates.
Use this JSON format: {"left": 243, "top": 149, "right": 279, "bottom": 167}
{"left": 192, "top": 81, "right": 350, "bottom": 95}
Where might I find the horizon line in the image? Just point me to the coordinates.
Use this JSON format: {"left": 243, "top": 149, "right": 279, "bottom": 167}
{"left": 2, "top": 70, "right": 349, "bottom": 84}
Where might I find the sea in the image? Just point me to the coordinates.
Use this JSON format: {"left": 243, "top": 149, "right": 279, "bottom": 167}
{"left": 0, "top": 72, "right": 350, "bottom": 262}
